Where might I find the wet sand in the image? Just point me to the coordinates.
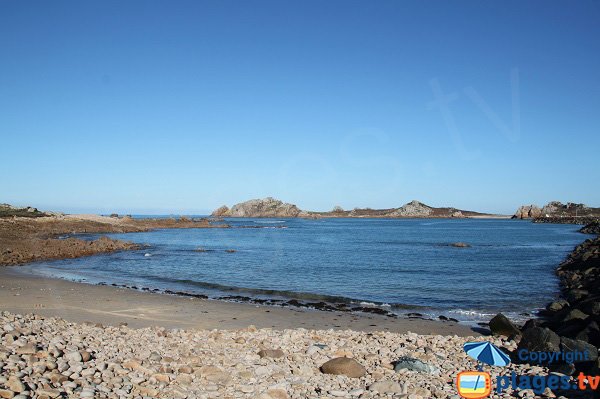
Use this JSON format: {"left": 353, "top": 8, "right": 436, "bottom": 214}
{"left": 0, "top": 267, "right": 476, "bottom": 336}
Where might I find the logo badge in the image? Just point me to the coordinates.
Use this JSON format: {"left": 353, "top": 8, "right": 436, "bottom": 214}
{"left": 456, "top": 371, "right": 491, "bottom": 399}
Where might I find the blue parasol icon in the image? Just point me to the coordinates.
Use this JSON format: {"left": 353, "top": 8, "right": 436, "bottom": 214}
{"left": 463, "top": 341, "right": 511, "bottom": 367}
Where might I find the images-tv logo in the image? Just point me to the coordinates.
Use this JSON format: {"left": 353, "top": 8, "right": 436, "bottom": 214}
{"left": 456, "top": 371, "right": 492, "bottom": 399}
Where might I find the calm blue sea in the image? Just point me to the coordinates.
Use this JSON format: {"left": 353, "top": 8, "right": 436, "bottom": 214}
{"left": 19, "top": 218, "right": 585, "bottom": 322}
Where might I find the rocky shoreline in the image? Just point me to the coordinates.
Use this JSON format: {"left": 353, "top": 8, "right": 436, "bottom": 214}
{"left": 533, "top": 216, "right": 600, "bottom": 226}
{"left": 513, "top": 201, "right": 600, "bottom": 221}
{"left": 487, "top": 221, "right": 600, "bottom": 380}
{"left": 0, "top": 214, "right": 228, "bottom": 266}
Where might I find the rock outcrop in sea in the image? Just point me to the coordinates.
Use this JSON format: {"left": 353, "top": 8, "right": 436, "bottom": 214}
{"left": 513, "top": 201, "right": 600, "bottom": 220}
{"left": 513, "top": 204, "right": 542, "bottom": 219}
{"left": 386, "top": 200, "right": 433, "bottom": 217}
{"left": 212, "top": 198, "right": 303, "bottom": 218}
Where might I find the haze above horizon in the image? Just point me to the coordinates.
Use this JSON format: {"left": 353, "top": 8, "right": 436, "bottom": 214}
{"left": 1, "top": 1, "right": 599, "bottom": 215}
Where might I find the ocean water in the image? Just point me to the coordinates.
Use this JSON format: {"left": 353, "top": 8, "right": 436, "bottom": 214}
{"left": 19, "top": 218, "right": 585, "bottom": 322}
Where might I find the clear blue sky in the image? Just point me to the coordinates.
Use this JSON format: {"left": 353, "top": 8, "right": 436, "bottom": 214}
{"left": 1, "top": 1, "right": 599, "bottom": 214}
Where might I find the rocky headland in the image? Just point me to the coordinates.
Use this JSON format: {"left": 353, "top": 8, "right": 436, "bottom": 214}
{"left": 487, "top": 221, "right": 600, "bottom": 381}
{"left": 0, "top": 207, "right": 228, "bottom": 266}
{"left": 513, "top": 201, "right": 600, "bottom": 224}
{"left": 212, "top": 198, "right": 502, "bottom": 219}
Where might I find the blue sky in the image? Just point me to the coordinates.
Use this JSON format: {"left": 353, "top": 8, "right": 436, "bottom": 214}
{"left": 1, "top": 1, "right": 599, "bottom": 214}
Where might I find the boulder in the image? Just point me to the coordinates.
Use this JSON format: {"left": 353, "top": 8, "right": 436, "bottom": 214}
{"left": 581, "top": 299, "right": 600, "bottom": 316}
{"left": 546, "top": 300, "right": 569, "bottom": 313}
{"left": 489, "top": 313, "right": 520, "bottom": 337}
{"left": 451, "top": 242, "right": 471, "bottom": 248}
{"left": 562, "top": 308, "right": 589, "bottom": 323}
{"left": 513, "top": 205, "right": 542, "bottom": 219}
{"left": 566, "top": 290, "right": 589, "bottom": 304}
{"left": 320, "top": 357, "right": 366, "bottom": 378}
{"left": 518, "top": 327, "right": 561, "bottom": 355}
{"left": 575, "top": 321, "right": 600, "bottom": 347}
{"left": 555, "top": 318, "right": 590, "bottom": 339}
{"left": 560, "top": 337, "right": 598, "bottom": 363}
{"left": 211, "top": 205, "right": 230, "bottom": 217}
{"left": 393, "top": 357, "right": 438, "bottom": 374}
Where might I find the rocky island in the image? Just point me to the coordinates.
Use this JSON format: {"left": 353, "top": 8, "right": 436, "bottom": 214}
{"left": 212, "top": 197, "right": 504, "bottom": 219}
{"left": 513, "top": 201, "right": 600, "bottom": 225}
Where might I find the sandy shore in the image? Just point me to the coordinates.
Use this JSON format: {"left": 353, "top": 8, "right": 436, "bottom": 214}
{"left": 0, "top": 267, "right": 475, "bottom": 336}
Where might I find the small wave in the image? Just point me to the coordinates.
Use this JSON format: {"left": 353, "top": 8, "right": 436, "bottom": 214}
{"left": 449, "top": 309, "right": 496, "bottom": 318}
{"left": 128, "top": 275, "right": 421, "bottom": 310}
{"left": 253, "top": 220, "right": 286, "bottom": 224}
{"left": 443, "top": 308, "right": 535, "bottom": 323}
{"left": 359, "top": 301, "right": 378, "bottom": 306}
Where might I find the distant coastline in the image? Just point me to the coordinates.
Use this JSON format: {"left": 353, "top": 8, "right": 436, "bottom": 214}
{"left": 211, "top": 197, "right": 509, "bottom": 219}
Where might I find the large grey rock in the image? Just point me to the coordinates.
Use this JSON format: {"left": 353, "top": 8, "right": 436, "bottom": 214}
{"left": 560, "top": 337, "right": 599, "bottom": 363}
{"left": 518, "top": 327, "right": 561, "bottom": 354}
{"left": 513, "top": 205, "right": 542, "bottom": 219}
{"left": 393, "top": 357, "right": 438, "bottom": 374}
{"left": 320, "top": 357, "right": 366, "bottom": 378}
{"left": 489, "top": 313, "right": 520, "bottom": 337}
{"left": 561, "top": 308, "right": 589, "bottom": 323}
{"left": 576, "top": 321, "right": 600, "bottom": 346}
{"left": 546, "top": 300, "right": 569, "bottom": 313}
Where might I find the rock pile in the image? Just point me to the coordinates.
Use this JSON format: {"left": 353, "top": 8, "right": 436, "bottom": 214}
{"left": 580, "top": 221, "right": 600, "bottom": 235}
{"left": 1, "top": 312, "right": 548, "bottom": 399}
{"left": 490, "top": 228, "right": 600, "bottom": 380}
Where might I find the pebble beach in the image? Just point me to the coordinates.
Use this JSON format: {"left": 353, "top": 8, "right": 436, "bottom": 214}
{"left": 1, "top": 311, "right": 549, "bottom": 399}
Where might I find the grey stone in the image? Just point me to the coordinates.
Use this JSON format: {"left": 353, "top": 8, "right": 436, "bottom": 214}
{"left": 393, "top": 357, "right": 439, "bottom": 374}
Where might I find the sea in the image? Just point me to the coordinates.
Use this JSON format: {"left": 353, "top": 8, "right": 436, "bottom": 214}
{"left": 18, "top": 218, "right": 586, "bottom": 323}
